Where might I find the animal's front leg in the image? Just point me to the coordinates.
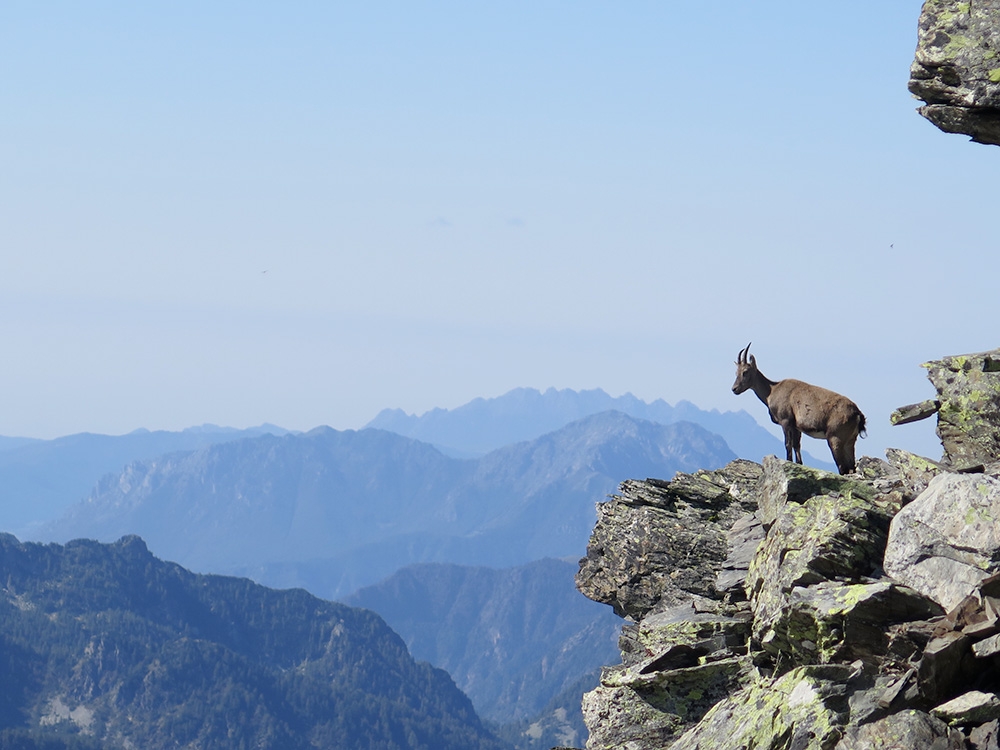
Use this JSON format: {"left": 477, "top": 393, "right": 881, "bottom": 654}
{"left": 782, "top": 424, "right": 801, "bottom": 464}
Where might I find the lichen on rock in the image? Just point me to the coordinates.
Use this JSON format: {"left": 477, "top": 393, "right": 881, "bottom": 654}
{"left": 576, "top": 460, "right": 762, "bottom": 620}
{"left": 884, "top": 472, "right": 1000, "bottom": 612}
{"left": 576, "top": 342, "right": 1000, "bottom": 750}
{"left": 910, "top": 0, "right": 1000, "bottom": 145}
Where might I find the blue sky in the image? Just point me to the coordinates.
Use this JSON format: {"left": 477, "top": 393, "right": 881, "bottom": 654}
{"left": 0, "top": 2, "right": 992, "bottom": 461}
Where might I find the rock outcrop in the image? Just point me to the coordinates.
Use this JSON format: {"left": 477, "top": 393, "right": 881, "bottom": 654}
{"left": 910, "top": 0, "right": 1000, "bottom": 145}
{"left": 892, "top": 347, "right": 1000, "bottom": 467}
{"left": 573, "top": 346, "right": 1000, "bottom": 750}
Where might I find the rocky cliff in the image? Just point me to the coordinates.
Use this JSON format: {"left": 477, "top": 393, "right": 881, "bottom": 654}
{"left": 572, "top": 347, "right": 1000, "bottom": 749}
{"left": 910, "top": 0, "right": 1000, "bottom": 145}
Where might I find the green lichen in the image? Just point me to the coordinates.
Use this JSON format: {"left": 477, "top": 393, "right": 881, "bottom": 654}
{"left": 989, "top": 68, "right": 1000, "bottom": 83}
{"left": 670, "top": 667, "right": 847, "bottom": 750}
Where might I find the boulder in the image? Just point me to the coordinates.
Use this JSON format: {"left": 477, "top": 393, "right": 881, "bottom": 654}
{"left": 885, "top": 448, "right": 948, "bottom": 503}
{"left": 576, "top": 460, "right": 761, "bottom": 619}
{"left": 893, "top": 348, "right": 1000, "bottom": 466}
{"left": 768, "top": 581, "right": 942, "bottom": 667}
{"left": 582, "top": 654, "right": 753, "bottom": 750}
{"left": 910, "top": 0, "right": 1000, "bottom": 146}
{"left": 971, "top": 719, "right": 1000, "bottom": 750}
{"left": 669, "top": 665, "right": 857, "bottom": 750}
{"left": 835, "top": 709, "right": 966, "bottom": 749}
{"left": 746, "top": 458, "right": 894, "bottom": 653}
{"left": 932, "top": 690, "right": 1000, "bottom": 726}
{"left": 884, "top": 472, "right": 1000, "bottom": 612}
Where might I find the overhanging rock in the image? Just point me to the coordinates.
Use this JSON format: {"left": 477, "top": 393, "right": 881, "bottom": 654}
{"left": 910, "top": 0, "right": 1000, "bottom": 146}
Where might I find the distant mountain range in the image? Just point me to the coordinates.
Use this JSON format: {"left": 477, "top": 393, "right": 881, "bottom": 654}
{"left": 344, "top": 558, "right": 622, "bottom": 746}
{"left": 0, "top": 388, "right": 832, "bottom": 540}
{"left": 0, "top": 424, "right": 290, "bottom": 534}
{"left": 1, "top": 387, "right": 826, "bottom": 748}
{"left": 0, "top": 533, "right": 504, "bottom": 750}
{"left": 366, "top": 386, "right": 832, "bottom": 468}
{"left": 34, "top": 411, "right": 736, "bottom": 597}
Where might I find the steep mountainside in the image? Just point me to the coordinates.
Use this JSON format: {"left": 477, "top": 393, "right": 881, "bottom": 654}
{"left": 344, "top": 558, "right": 621, "bottom": 743}
{"left": 0, "top": 424, "right": 290, "bottom": 534}
{"left": 0, "top": 534, "right": 504, "bottom": 750}
{"left": 35, "top": 412, "right": 735, "bottom": 597}
{"left": 366, "top": 386, "right": 832, "bottom": 469}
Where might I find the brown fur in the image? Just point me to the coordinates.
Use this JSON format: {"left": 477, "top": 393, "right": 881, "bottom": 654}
{"left": 731, "top": 343, "right": 866, "bottom": 474}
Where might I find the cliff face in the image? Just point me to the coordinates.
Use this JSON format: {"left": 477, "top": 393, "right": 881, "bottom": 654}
{"left": 575, "top": 347, "right": 1000, "bottom": 750}
{"left": 910, "top": 0, "right": 1000, "bottom": 145}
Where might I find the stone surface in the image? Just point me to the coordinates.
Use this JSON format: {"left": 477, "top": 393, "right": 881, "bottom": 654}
{"left": 885, "top": 448, "right": 947, "bottom": 503}
{"left": 746, "top": 458, "right": 893, "bottom": 654}
{"left": 932, "top": 690, "right": 1000, "bottom": 725}
{"left": 835, "top": 709, "right": 966, "bottom": 749}
{"left": 756, "top": 455, "right": 877, "bottom": 528}
{"left": 971, "top": 719, "right": 1000, "bottom": 750}
{"left": 576, "top": 460, "right": 761, "bottom": 619}
{"left": 669, "top": 665, "right": 855, "bottom": 750}
{"left": 910, "top": 0, "right": 1000, "bottom": 146}
{"left": 582, "top": 655, "right": 754, "bottom": 750}
{"left": 714, "top": 511, "right": 765, "bottom": 599}
{"left": 901, "top": 347, "right": 1000, "bottom": 466}
{"left": 890, "top": 399, "right": 941, "bottom": 426}
{"left": 631, "top": 601, "right": 752, "bottom": 662}
{"left": 769, "top": 581, "right": 942, "bottom": 667}
{"left": 884, "top": 472, "right": 1000, "bottom": 612}
{"left": 918, "top": 631, "right": 973, "bottom": 705}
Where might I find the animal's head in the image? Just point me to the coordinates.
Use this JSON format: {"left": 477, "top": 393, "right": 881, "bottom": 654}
{"left": 732, "top": 343, "right": 757, "bottom": 395}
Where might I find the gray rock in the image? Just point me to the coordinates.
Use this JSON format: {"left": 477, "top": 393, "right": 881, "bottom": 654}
{"left": 631, "top": 601, "right": 752, "bottom": 662}
{"left": 582, "top": 655, "right": 753, "bottom": 750}
{"left": 670, "top": 665, "right": 855, "bottom": 750}
{"left": 746, "top": 458, "right": 893, "bottom": 654}
{"left": 884, "top": 472, "right": 1000, "bottom": 612}
{"left": 576, "top": 460, "right": 761, "bottom": 619}
{"left": 932, "top": 690, "right": 1000, "bottom": 726}
{"left": 756, "top": 455, "right": 877, "bottom": 528}
{"left": 971, "top": 719, "right": 1000, "bottom": 750}
{"left": 885, "top": 448, "right": 948, "bottom": 503}
{"left": 767, "top": 581, "right": 941, "bottom": 667}
{"left": 917, "top": 631, "right": 972, "bottom": 705}
{"left": 893, "top": 348, "right": 1000, "bottom": 466}
{"left": 910, "top": 0, "right": 1000, "bottom": 146}
{"left": 714, "top": 512, "right": 765, "bottom": 599}
{"left": 835, "top": 709, "right": 965, "bottom": 749}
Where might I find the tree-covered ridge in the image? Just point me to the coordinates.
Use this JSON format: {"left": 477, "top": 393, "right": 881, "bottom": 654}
{"left": 0, "top": 534, "right": 505, "bottom": 750}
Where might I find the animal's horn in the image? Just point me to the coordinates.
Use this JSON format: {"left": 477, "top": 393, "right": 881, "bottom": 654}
{"left": 739, "top": 342, "right": 752, "bottom": 363}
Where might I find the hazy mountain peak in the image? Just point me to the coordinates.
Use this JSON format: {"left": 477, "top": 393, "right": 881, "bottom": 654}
{"left": 364, "top": 386, "right": 816, "bottom": 467}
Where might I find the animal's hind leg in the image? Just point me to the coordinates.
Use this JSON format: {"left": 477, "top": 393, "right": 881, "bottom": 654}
{"left": 828, "top": 436, "right": 855, "bottom": 474}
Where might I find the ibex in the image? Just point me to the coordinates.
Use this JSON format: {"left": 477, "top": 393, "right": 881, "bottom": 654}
{"left": 731, "top": 343, "right": 866, "bottom": 474}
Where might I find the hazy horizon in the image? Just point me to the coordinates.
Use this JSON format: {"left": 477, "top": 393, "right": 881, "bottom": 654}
{"left": 0, "top": 2, "right": 980, "bottom": 463}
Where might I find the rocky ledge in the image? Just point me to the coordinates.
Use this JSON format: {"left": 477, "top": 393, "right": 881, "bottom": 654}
{"left": 572, "top": 347, "right": 1000, "bottom": 749}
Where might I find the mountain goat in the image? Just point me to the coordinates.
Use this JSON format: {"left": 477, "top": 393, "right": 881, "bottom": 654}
{"left": 731, "top": 343, "right": 866, "bottom": 474}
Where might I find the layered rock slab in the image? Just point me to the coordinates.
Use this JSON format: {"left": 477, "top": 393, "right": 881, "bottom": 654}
{"left": 746, "top": 457, "right": 897, "bottom": 656}
{"left": 576, "top": 460, "right": 762, "bottom": 620}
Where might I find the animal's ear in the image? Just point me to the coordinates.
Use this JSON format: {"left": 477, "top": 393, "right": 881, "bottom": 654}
{"left": 749, "top": 355, "right": 756, "bottom": 368}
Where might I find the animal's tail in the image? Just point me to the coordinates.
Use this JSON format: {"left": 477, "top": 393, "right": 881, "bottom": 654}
{"left": 858, "top": 411, "right": 867, "bottom": 439}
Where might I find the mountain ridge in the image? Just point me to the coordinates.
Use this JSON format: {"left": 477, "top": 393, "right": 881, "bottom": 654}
{"left": 0, "top": 424, "right": 293, "bottom": 534}
{"left": 0, "top": 533, "right": 504, "bottom": 750}
{"left": 34, "top": 411, "right": 735, "bottom": 597}
{"left": 366, "top": 386, "right": 833, "bottom": 469}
